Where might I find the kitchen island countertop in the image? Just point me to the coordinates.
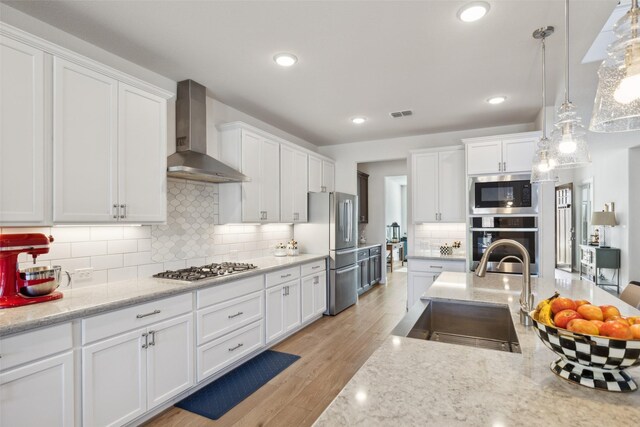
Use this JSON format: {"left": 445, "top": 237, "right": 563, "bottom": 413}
{"left": 314, "top": 272, "right": 640, "bottom": 426}
{"left": 0, "top": 254, "right": 326, "bottom": 337}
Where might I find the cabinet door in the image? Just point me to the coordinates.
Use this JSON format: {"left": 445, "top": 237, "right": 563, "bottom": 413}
{"left": 412, "top": 153, "right": 438, "bottom": 223}
{"left": 0, "top": 37, "right": 46, "bottom": 224}
{"left": 407, "top": 272, "right": 436, "bottom": 310}
{"left": 502, "top": 137, "right": 536, "bottom": 173}
{"left": 280, "top": 145, "right": 295, "bottom": 222}
{"left": 293, "top": 149, "right": 308, "bottom": 222}
{"left": 284, "top": 280, "right": 301, "bottom": 333}
{"left": 0, "top": 351, "right": 74, "bottom": 427}
{"left": 301, "top": 275, "right": 315, "bottom": 323}
{"left": 241, "top": 130, "right": 262, "bottom": 222}
{"left": 260, "top": 138, "right": 280, "bottom": 222}
{"left": 438, "top": 149, "right": 465, "bottom": 222}
{"left": 322, "top": 160, "right": 335, "bottom": 193}
{"left": 147, "top": 314, "right": 193, "bottom": 409}
{"left": 357, "top": 172, "right": 368, "bottom": 223}
{"left": 466, "top": 140, "right": 502, "bottom": 175}
{"left": 118, "top": 83, "right": 167, "bottom": 223}
{"left": 83, "top": 329, "right": 146, "bottom": 427}
{"left": 265, "top": 284, "right": 285, "bottom": 343}
{"left": 53, "top": 58, "right": 118, "bottom": 223}
{"left": 313, "top": 271, "right": 327, "bottom": 315}
{"left": 308, "top": 155, "right": 323, "bottom": 193}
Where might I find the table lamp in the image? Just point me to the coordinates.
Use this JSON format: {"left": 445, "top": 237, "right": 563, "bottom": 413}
{"left": 591, "top": 211, "right": 617, "bottom": 248}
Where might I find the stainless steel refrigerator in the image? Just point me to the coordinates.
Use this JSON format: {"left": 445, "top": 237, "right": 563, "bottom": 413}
{"left": 295, "top": 192, "right": 358, "bottom": 315}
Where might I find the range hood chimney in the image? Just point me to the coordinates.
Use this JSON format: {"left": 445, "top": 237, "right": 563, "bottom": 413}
{"left": 167, "top": 80, "right": 249, "bottom": 183}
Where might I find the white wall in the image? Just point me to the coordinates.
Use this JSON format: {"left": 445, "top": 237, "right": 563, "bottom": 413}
{"left": 357, "top": 160, "right": 407, "bottom": 246}
{"left": 629, "top": 147, "right": 640, "bottom": 283}
{"left": 384, "top": 179, "right": 404, "bottom": 237}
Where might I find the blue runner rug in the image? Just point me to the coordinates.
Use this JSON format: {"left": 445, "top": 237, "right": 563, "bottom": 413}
{"left": 175, "top": 350, "right": 300, "bottom": 420}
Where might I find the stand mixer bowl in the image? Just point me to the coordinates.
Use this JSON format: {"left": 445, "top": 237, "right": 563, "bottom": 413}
{"left": 19, "top": 265, "right": 70, "bottom": 297}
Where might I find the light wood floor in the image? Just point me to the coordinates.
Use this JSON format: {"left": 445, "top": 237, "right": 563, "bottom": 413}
{"left": 145, "top": 269, "right": 407, "bottom": 427}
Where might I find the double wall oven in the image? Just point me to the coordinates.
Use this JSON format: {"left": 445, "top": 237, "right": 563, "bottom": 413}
{"left": 469, "top": 174, "right": 539, "bottom": 275}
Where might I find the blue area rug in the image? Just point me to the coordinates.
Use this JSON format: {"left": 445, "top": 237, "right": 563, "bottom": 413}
{"left": 175, "top": 350, "right": 300, "bottom": 420}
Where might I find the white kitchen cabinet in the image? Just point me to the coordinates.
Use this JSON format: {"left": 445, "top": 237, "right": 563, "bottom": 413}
{"left": 464, "top": 132, "right": 540, "bottom": 175}
{"left": 219, "top": 125, "right": 280, "bottom": 223}
{"left": 407, "top": 272, "right": 437, "bottom": 310}
{"left": 53, "top": 58, "right": 167, "bottom": 224}
{"left": 82, "top": 313, "right": 193, "bottom": 426}
{"left": 308, "top": 155, "right": 335, "bottom": 193}
{"left": 280, "top": 144, "right": 308, "bottom": 222}
{"left": 411, "top": 147, "right": 464, "bottom": 223}
{"left": 0, "top": 36, "right": 47, "bottom": 225}
{"left": 265, "top": 279, "right": 301, "bottom": 344}
{"left": 302, "top": 270, "right": 327, "bottom": 323}
{"left": 407, "top": 259, "right": 466, "bottom": 309}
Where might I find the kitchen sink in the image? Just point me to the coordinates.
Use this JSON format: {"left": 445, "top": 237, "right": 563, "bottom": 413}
{"left": 392, "top": 299, "right": 521, "bottom": 354}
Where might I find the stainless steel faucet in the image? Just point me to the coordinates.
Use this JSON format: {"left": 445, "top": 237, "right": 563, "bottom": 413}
{"left": 475, "top": 239, "right": 533, "bottom": 326}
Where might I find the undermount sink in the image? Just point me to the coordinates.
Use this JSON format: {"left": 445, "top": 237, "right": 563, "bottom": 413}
{"left": 393, "top": 299, "right": 521, "bottom": 354}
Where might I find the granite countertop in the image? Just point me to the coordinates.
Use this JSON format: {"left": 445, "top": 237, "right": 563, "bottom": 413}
{"left": 0, "top": 253, "right": 327, "bottom": 337}
{"left": 357, "top": 243, "right": 383, "bottom": 250}
{"left": 315, "top": 272, "right": 640, "bottom": 426}
{"left": 406, "top": 250, "right": 466, "bottom": 261}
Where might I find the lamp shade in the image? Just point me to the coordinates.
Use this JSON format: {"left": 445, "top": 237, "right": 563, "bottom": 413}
{"left": 591, "top": 211, "right": 617, "bottom": 226}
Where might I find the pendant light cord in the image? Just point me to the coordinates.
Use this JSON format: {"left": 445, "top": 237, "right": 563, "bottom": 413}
{"left": 542, "top": 35, "right": 547, "bottom": 137}
{"left": 564, "top": 0, "right": 570, "bottom": 104}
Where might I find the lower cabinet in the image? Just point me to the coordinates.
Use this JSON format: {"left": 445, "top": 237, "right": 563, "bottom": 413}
{"left": 301, "top": 270, "right": 327, "bottom": 323}
{"left": 82, "top": 313, "right": 193, "bottom": 426}
{"left": 266, "top": 279, "right": 301, "bottom": 344}
{"left": 407, "top": 272, "right": 438, "bottom": 310}
{"left": 407, "top": 259, "right": 466, "bottom": 310}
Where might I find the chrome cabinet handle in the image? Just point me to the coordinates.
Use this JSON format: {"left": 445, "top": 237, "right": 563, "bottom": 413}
{"left": 113, "top": 204, "right": 119, "bottom": 219}
{"left": 229, "top": 343, "right": 243, "bottom": 352}
{"left": 430, "top": 265, "right": 443, "bottom": 269}
{"left": 498, "top": 162, "right": 501, "bottom": 172}
{"left": 142, "top": 332, "right": 149, "bottom": 349}
{"left": 503, "top": 162, "right": 507, "bottom": 171}
{"left": 136, "top": 309, "right": 161, "bottom": 319}
{"left": 312, "top": 265, "right": 320, "bottom": 269}
{"left": 228, "top": 311, "right": 243, "bottom": 319}
{"left": 148, "top": 330, "right": 156, "bottom": 346}
{"left": 281, "top": 273, "right": 291, "bottom": 278}
{"left": 120, "top": 204, "right": 126, "bottom": 219}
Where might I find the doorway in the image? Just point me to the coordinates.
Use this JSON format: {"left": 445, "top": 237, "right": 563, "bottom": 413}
{"left": 555, "top": 183, "right": 574, "bottom": 272}
{"left": 385, "top": 175, "right": 407, "bottom": 273}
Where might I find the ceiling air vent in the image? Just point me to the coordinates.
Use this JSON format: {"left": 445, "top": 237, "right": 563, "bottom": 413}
{"left": 390, "top": 110, "right": 413, "bottom": 118}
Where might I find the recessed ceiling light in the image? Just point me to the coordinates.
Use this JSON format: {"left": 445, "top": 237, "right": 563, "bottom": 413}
{"left": 487, "top": 96, "right": 506, "bottom": 105}
{"left": 457, "top": 2, "right": 490, "bottom": 23}
{"left": 351, "top": 117, "right": 367, "bottom": 124}
{"left": 273, "top": 53, "right": 298, "bottom": 67}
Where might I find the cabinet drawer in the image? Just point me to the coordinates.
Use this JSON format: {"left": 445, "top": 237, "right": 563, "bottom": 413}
{"left": 197, "top": 274, "right": 263, "bottom": 309}
{"left": 266, "top": 266, "right": 300, "bottom": 288}
{"left": 0, "top": 323, "right": 72, "bottom": 371}
{"left": 369, "top": 245, "right": 381, "bottom": 256}
{"left": 82, "top": 293, "right": 193, "bottom": 344}
{"left": 197, "top": 290, "right": 263, "bottom": 345}
{"left": 197, "top": 320, "right": 264, "bottom": 382}
{"left": 301, "top": 259, "right": 326, "bottom": 277}
{"left": 409, "top": 259, "right": 466, "bottom": 273}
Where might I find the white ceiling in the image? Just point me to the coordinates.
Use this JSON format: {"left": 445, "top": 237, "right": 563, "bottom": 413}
{"left": 3, "top": 0, "right": 617, "bottom": 146}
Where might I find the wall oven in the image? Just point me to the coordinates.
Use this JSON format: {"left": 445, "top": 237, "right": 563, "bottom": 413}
{"left": 470, "top": 174, "right": 538, "bottom": 215}
{"left": 470, "top": 216, "right": 539, "bottom": 275}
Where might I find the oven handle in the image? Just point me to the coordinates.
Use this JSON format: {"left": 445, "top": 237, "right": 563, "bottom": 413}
{"left": 470, "top": 228, "right": 539, "bottom": 232}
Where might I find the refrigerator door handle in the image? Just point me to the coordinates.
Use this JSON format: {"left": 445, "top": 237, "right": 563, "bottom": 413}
{"left": 347, "top": 199, "right": 353, "bottom": 242}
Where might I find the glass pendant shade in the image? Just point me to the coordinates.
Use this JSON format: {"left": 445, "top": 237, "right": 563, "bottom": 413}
{"left": 550, "top": 102, "right": 591, "bottom": 168}
{"left": 590, "top": 2, "right": 640, "bottom": 132}
{"left": 531, "top": 137, "right": 558, "bottom": 183}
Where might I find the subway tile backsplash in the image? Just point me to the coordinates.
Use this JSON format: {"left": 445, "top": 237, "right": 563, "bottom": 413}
{"left": 414, "top": 223, "right": 467, "bottom": 251}
{"left": 1, "top": 179, "right": 293, "bottom": 288}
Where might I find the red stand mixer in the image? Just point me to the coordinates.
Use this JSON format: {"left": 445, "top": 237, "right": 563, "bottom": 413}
{"left": 0, "top": 233, "right": 64, "bottom": 308}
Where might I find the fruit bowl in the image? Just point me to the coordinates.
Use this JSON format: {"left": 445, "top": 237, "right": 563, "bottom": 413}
{"left": 530, "top": 310, "right": 640, "bottom": 392}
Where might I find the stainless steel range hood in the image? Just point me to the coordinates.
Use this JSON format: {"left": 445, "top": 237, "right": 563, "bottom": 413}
{"left": 167, "top": 80, "right": 249, "bottom": 183}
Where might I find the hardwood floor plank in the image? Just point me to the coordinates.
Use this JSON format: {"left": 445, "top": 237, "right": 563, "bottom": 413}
{"left": 146, "top": 270, "right": 407, "bottom": 427}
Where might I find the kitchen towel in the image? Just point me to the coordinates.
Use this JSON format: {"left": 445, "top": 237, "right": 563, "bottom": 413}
{"left": 175, "top": 350, "right": 300, "bottom": 420}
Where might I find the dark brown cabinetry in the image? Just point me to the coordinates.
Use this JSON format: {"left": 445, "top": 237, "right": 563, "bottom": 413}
{"left": 357, "top": 171, "right": 369, "bottom": 223}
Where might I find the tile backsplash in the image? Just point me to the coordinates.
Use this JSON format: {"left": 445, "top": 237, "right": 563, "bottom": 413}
{"left": 414, "top": 223, "right": 466, "bottom": 251}
{"left": 1, "top": 179, "right": 292, "bottom": 288}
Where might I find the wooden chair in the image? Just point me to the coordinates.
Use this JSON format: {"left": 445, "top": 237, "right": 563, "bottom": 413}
{"left": 620, "top": 281, "right": 640, "bottom": 309}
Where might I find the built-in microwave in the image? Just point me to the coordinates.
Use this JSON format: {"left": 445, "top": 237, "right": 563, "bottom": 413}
{"left": 470, "top": 174, "right": 538, "bottom": 215}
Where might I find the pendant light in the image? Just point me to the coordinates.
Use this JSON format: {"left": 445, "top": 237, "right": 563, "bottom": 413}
{"left": 590, "top": 0, "right": 640, "bottom": 132}
{"left": 531, "top": 26, "right": 559, "bottom": 183}
{"left": 550, "top": 0, "right": 591, "bottom": 168}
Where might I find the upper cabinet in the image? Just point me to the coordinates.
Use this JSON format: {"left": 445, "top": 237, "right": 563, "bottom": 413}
{"left": 53, "top": 59, "right": 167, "bottom": 223}
{"left": 218, "top": 125, "right": 281, "bottom": 223}
{"left": 0, "top": 26, "right": 173, "bottom": 226}
{"left": 280, "top": 145, "right": 308, "bottom": 223}
{"left": 308, "top": 155, "right": 335, "bottom": 193}
{"left": 357, "top": 171, "right": 369, "bottom": 223}
{"left": 463, "top": 131, "right": 540, "bottom": 175}
{"left": 0, "top": 36, "right": 47, "bottom": 225}
{"left": 411, "top": 147, "right": 465, "bottom": 223}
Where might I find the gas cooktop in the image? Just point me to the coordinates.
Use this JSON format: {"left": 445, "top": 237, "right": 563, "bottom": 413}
{"left": 153, "top": 262, "right": 258, "bottom": 281}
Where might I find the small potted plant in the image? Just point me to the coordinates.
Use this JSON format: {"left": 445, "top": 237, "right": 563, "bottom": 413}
{"left": 274, "top": 243, "right": 287, "bottom": 257}
{"left": 287, "top": 239, "right": 299, "bottom": 256}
